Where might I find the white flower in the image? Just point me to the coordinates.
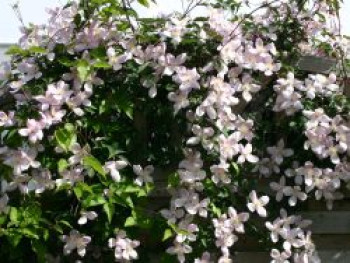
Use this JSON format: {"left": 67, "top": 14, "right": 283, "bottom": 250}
{"left": 213, "top": 213, "right": 238, "bottom": 254}
{"left": 210, "top": 162, "right": 231, "bottom": 185}
{"left": 266, "top": 218, "right": 284, "bottom": 243}
{"left": 218, "top": 133, "right": 240, "bottom": 161}
{"left": 133, "top": 164, "right": 154, "bottom": 186}
{"left": 162, "top": 17, "right": 189, "bottom": 44}
{"left": 17, "top": 58, "right": 42, "bottom": 82}
{"left": 194, "top": 252, "right": 213, "bottom": 263}
{"left": 234, "top": 117, "right": 254, "bottom": 141}
{"left": 270, "top": 176, "right": 287, "bottom": 202}
{"left": 107, "top": 47, "right": 132, "bottom": 71}
{"left": 34, "top": 81, "right": 72, "bottom": 111}
{"left": 61, "top": 230, "right": 91, "bottom": 257}
{"left": 56, "top": 166, "right": 84, "bottom": 186}
{"left": 176, "top": 216, "right": 199, "bottom": 242}
{"left": 173, "top": 67, "right": 200, "bottom": 93}
{"left": 0, "top": 111, "right": 15, "bottom": 127}
{"left": 271, "top": 248, "right": 291, "bottom": 263}
{"left": 168, "top": 90, "right": 190, "bottom": 113}
{"left": 18, "top": 118, "right": 46, "bottom": 143}
{"left": 3, "top": 147, "right": 40, "bottom": 176}
{"left": 160, "top": 208, "right": 185, "bottom": 225}
{"left": 173, "top": 189, "right": 208, "bottom": 217}
{"left": 68, "top": 143, "right": 91, "bottom": 165}
{"left": 283, "top": 186, "right": 308, "bottom": 206}
{"left": 218, "top": 255, "right": 233, "bottom": 263}
{"left": 280, "top": 228, "right": 304, "bottom": 251}
{"left": 237, "top": 144, "right": 259, "bottom": 164}
{"left": 27, "top": 169, "right": 55, "bottom": 194}
{"left": 238, "top": 74, "right": 261, "bottom": 102}
{"left": 158, "top": 53, "right": 187, "bottom": 76}
{"left": 78, "top": 211, "right": 98, "bottom": 225}
{"left": 2, "top": 175, "right": 30, "bottom": 194}
{"left": 166, "top": 241, "right": 192, "bottom": 263}
{"left": 108, "top": 231, "right": 140, "bottom": 261}
{"left": 247, "top": 190, "right": 269, "bottom": 217}
{"left": 185, "top": 195, "right": 209, "bottom": 218}
{"left": 227, "top": 207, "right": 249, "bottom": 233}
{"left": 267, "top": 139, "right": 294, "bottom": 165}
{"left": 187, "top": 125, "right": 214, "bottom": 149}
{"left": 104, "top": 160, "right": 128, "bottom": 182}
{"left": 303, "top": 108, "right": 331, "bottom": 130}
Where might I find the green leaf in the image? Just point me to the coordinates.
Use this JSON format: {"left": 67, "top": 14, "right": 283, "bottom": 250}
{"left": 77, "top": 59, "right": 91, "bottom": 82}
{"left": 54, "top": 125, "right": 76, "bottom": 152}
{"left": 162, "top": 228, "right": 173, "bottom": 241}
{"left": 21, "top": 228, "right": 39, "bottom": 239}
{"left": 32, "top": 240, "right": 47, "bottom": 263}
{"left": 231, "top": 162, "right": 240, "bottom": 176}
{"left": 73, "top": 187, "right": 83, "bottom": 200}
{"left": 58, "top": 159, "right": 69, "bottom": 173}
{"left": 28, "top": 46, "right": 47, "bottom": 54}
{"left": 210, "top": 203, "right": 222, "bottom": 217}
{"left": 64, "top": 123, "right": 75, "bottom": 132}
{"left": 94, "top": 60, "right": 112, "bottom": 69}
{"left": 137, "top": 188, "right": 148, "bottom": 197}
{"left": 57, "top": 220, "right": 72, "bottom": 230}
{"left": 124, "top": 216, "right": 136, "bottom": 227}
{"left": 0, "top": 215, "right": 7, "bottom": 225}
{"left": 9, "top": 207, "right": 19, "bottom": 223}
{"left": 6, "top": 45, "right": 27, "bottom": 56}
{"left": 124, "top": 185, "right": 142, "bottom": 193}
{"left": 103, "top": 203, "right": 115, "bottom": 223}
{"left": 168, "top": 172, "right": 180, "bottom": 187}
{"left": 83, "top": 156, "right": 106, "bottom": 178}
{"left": 83, "top": 195, "right": 106, "bottom": 207}
{"left": 58, "top": 57, "right": 75, "bottom": 67}
{"left": 42, "top": 228, "right": 50, "bottom": 241}
{"left": 124, "top": 196, "right": 134, "bottom": 208}
{"left": 137, "top": 0, "right": 150, "bottom": 7}
{"left": 22, "top": 204, "right": 42, "bottom": 224}
{"left": 115, "top": 92, "right": 134, "bottom": 120}
{"left": 6, "top": 231, "right": 22, "bottom": 247}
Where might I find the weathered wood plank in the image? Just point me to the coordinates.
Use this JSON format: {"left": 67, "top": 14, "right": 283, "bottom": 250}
{"left": 306, "top": 200, "right": 350, "bottom": 211}
{"left": 297, "top": 55, "right": 336, "bottom": 73}
{"left": 233, "top": 251, "right": 350, "bottom": 263}
{"left": 313, "top": 235, "right": 350, "bottom": 250}
{"left": 233, "top": 234, "right": 350, "bottom": 252}
{"left": 301, "top": 211, "right": 350, "bottom": 234}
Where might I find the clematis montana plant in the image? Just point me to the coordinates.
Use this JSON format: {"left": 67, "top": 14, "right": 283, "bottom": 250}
{"left": 0, "top": 0, "right": 350, "bottom": 262}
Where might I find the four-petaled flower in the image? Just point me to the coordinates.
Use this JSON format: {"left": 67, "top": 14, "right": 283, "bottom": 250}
{"left": 108, "top": 230, "right": 140, "bottom": 261}
{"left": 247, "top": 190, "right": 269, "bottom": 217}
{"left": 61, "top": 230, "right": 91, "bottom": 257}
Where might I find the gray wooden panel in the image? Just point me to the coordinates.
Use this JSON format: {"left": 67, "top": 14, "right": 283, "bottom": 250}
{"left": 314, "top": 235, "right": 350, "bottom": 250}
{"left": 307, "top": 200, "right": 350, "bottom": 211}
{"left": 233, "top": 251, "right": 350, "bottom": 263}
{"left": 301, "top": 211, "right": 350, "bottom": 234}
{"left": 297, "top": 55, "right": 336, "bottom": 73}
{"left": 234, "top": 234, "right": 350, "bottom": 251}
